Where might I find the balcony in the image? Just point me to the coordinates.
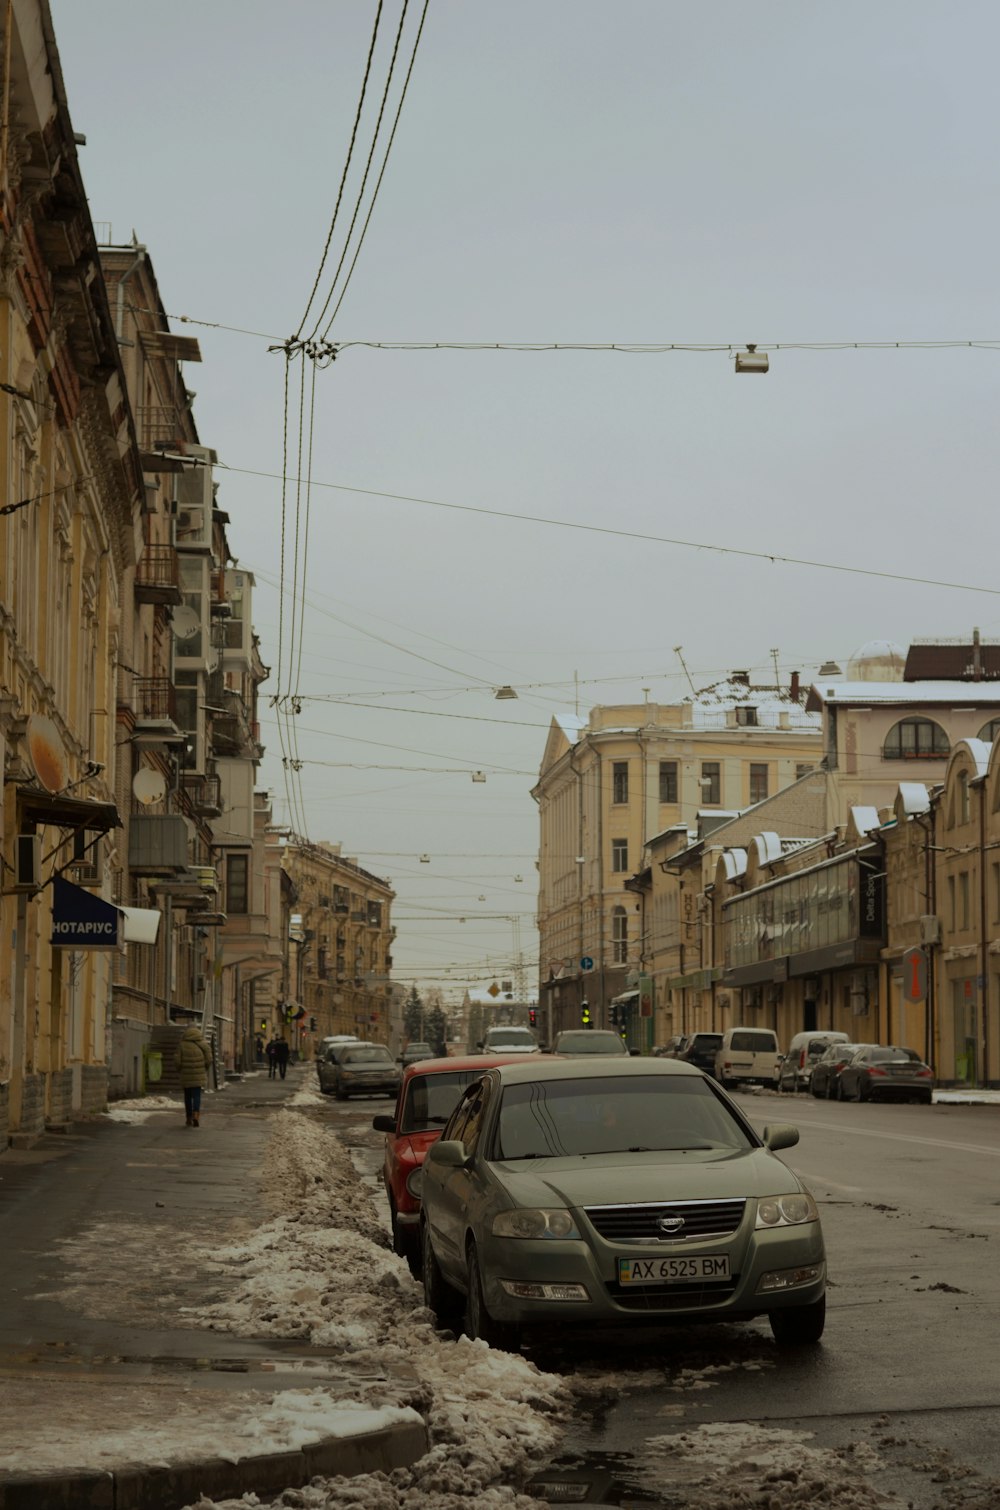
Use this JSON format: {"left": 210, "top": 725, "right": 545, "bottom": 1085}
{"left": 182, "top": 769, "right": 222, "bottom": 817}
{"left": 135, "top": 545, "right": 181, "bottom": 605}
{"left": 137, "top": 404, "right": 187, "bottom": 451}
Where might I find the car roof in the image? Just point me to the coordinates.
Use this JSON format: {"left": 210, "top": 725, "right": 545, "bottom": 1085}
{"left": 401, "top": 1052, "right": 555, "bottom": 1082}
{"left": 487, "top": 1057, "right": 703, "bottom": 1085}
{"left": 556, "top": 1029, "right": 620, "bottom": 1039}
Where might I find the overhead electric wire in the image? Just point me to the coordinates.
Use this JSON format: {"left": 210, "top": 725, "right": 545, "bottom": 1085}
{"left": 307, "top": 0, "right": 412, "bottom": 340}
{"left": 223, "top": 463, "right": 1000, "bottom": 600}
{"left": 320, "top": 0, "right": 430, "bottom": 339}
{"left": 294, "top": 0, "right": 385, "bottom": 340}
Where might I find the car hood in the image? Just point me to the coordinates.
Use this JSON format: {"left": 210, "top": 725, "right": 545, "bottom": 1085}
{"left": 489, "top": 1147, "right": 802, "bottom": 1207}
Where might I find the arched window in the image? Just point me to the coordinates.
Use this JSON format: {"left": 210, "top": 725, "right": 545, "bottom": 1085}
{"left": 612, "top": 906, "right": 628, "bottom": 965}
{"left": 979, "top": 719, "right": 1000, "bottom": 745}
{"left": 883, "top": 718, "right": 949, "bottom": 760}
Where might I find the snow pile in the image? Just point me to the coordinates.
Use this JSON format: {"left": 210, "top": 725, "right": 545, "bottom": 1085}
{"left": 638, "top": 1422, "right": 903, "bottom": 1509}
{"left": 103, "top": 1093, "right": 182, "bottom": 1122}
{"left": 188, "top": 1109, "right": 568, "bottom": 1507}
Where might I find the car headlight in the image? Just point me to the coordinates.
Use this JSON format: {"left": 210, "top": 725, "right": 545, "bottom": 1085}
{"left": 492, "top": 1208, "right": 580, "bottom": 1240}
{"left": 405, "top": 1168, "right": 423, "bottom": 1200}
{"left": 755, "top": 1192, "right": 819, "bottom": 1228}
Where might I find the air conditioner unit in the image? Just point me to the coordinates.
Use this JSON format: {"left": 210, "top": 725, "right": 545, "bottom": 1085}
{"left": 919, "top": 915, "right": 941, "bottom": 946}
{"left": 15, "top": 833, "right": 41, "bottom": 889}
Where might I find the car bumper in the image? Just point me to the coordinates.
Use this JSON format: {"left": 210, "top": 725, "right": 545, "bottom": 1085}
{"left": 339, "top": 1078, "right": 401, "bottom": 1096}
{"left": 477, "top": 1224, "right": 826, "bottom": 1326}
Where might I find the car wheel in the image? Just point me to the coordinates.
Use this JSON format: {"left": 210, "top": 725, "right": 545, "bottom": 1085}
{"left": 334, "top": 1086, "right": 347, "bottom": 1101}
{"left": 769, "top": 1295, "right": 826, "bottom": 1347}
{"left": 422, "top": 1222, "right": 462, "bottom": 1328}
{"left": 390, "top": 1201, "right": 422, "bottom": 1278}
{"left": 465, "top": 1243, "right": 520, "bottom": 1352}
{"left": 857, "top": 1080, "right": 868, "bottom": 1102}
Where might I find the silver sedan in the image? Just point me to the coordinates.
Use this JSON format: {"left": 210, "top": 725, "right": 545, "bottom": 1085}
{"left": 421, "top": 1058, "right": 826, "bottom": 1352}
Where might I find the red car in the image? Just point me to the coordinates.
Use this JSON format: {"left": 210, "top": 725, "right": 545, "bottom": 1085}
{"left": 372, "top": 1052, "right": 549, "bottom": 1272}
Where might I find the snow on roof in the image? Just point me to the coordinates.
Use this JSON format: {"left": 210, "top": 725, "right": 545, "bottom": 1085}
{"left": 721, "top": 849, "right": 747, "bottom": 882}
{"left": 808, "top": 680, "right": 1000, "bottom": 709}
{"left": 849, "top": 805, "right": 882, "bottom": 838}
{"left": 554, "top": 712, "right": 587, "bottom": 741}
{"left": 897, "top": 782, "right": 932, "bottom": 817}
{"left": 751, "top": 832, "right": 783, "bottom": 867}
{"left": 686, "top": 676, "right": 820, "bottom": 730}
{"left": 956, "top": 737, "right": 993, "bottom": 779}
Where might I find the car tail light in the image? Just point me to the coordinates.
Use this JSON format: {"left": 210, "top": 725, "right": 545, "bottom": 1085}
{"left": 799, "top": 1050, "right": 807, "bottom": 1069}
{"left": 866, "top": 1066, "right": 887, "bottom": 1076}
{"left": 915, "top": 1068, "right": 932, "bottom": 1078}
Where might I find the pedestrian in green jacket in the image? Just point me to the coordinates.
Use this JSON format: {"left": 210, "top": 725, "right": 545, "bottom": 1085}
{"left": 175, "top": 1025, "right": 213, "bottom": 1127}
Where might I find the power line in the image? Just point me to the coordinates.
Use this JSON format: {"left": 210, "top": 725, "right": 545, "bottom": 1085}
{"left": 222, "top": 463, "right": 1000, "bottom": 600}
{"left": 294, "top": 1, "right": 385, "bottom": 340}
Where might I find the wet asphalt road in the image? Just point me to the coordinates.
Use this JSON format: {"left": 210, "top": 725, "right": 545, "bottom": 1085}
{"left": 328, "top": 1085, "right": 1000, "bottom": 1508}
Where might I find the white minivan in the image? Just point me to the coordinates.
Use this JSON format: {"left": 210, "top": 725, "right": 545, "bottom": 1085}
{"left": 714, "top": 1027, "right": 781, "bottom": 1090}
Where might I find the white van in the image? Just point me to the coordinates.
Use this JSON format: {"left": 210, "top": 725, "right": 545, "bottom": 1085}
{"left": 714, "top": 1027, "right": 781, "bottom": 1090}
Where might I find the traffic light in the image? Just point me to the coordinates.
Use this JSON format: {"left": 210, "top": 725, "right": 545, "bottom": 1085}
{"left": 259, "top": 1019, "right": 267, "bottom": 1035}
{"left": 609, "top": 1003, "right": 619, "bottom": 1027}
{"left": 309, "top": 1017, "right": 317, "bottom": 1033}
{"left": 528, "top": 1008, "right": 537, "bottom": 1027}
{"left": 581, "top": 1000, "right": 591, "bottom": 1027}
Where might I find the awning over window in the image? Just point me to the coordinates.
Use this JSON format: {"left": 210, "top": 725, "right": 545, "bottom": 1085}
{"left": 611, "top": 988, "right": 640, "bottom": 1006}
{"left": 19, "top": 790, "right": 120, "bottom": 832}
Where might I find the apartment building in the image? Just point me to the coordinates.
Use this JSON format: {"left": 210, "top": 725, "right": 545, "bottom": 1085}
{"left": 532, "top": 673, "right": 821, "bottom": 1040}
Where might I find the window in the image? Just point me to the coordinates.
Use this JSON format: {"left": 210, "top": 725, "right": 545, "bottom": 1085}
{"left": 948, "top": 875, "right": 956, "bottom": 931}
{"left": 611, "top": 838, "right": 628, "bottom": 872}
{"left": 659, "top": 760, "right": 678, "bottom": 804}
{"left": 701, "top": 762, "right": 721, "bottom": 804}
{"left": 883, "top": 718, "right": 949, "bottom": 760}
{"left": 226, "top": 853, "right": 249, "bottom": 914}
{"left": 749, "top": 763, "right": 769, "bottom": 804}
{"left": 957, "top": 770, "right": 971, "bottom": 825}
{"left": 979, "top": 719, "right": 1000, "bottom": 744}
{"left": 612, "top": 761, "right": 629, "bottom": 804}
{"left": 796, "top": 763, "right": 814, "bottom": 781}
{"left": 993, "top": 862, "right": 1000, "bottom": 924}
{"left": 959, "top": 871, "right": 971, "bottom": 930}
{"left": 612, "top": 905, "right": 628, "bottom": 964}
{"left": 735, "top": 706, "right": 758, "bottom": 726}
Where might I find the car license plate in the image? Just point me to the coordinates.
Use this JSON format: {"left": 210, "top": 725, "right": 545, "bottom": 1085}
{"left": 618, "top": 1254, "right": 731, "bottom": 1284}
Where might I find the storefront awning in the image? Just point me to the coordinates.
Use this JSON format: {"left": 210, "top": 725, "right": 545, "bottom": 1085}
{"left": 611, "top": 989, "right": 640, "bottom": 1006}
{"left": 19, "top": 789, "right": 120, "bottom": 832}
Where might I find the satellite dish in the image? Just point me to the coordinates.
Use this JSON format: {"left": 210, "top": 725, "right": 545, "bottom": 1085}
{"left": 170, "top": 604, "right": 200, "bottom": 641}
{"left": 26, "top": 714, "right": 69, "bottom": 793}
{"left": 132, "top": 768, "right": 167, "bottom": 806}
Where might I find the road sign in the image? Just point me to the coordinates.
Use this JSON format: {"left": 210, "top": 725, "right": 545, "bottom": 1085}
{"left": 487, "top": 981, "right": 500, "bottom": 998}
{"left": 902, "top": 946, "right": 927, "bottom": 1004}
{"left": 580, "top": 956, "right": 594, "bottom": 972}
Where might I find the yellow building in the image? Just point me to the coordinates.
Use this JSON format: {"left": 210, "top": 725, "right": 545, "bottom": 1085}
{"left": 533, "top": 673, "right": 822, "bottom": 1042}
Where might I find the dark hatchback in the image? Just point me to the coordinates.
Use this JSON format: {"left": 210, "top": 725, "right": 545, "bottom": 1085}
{"left": 675, "top": 1033, "right": 723, "bottom": 1074}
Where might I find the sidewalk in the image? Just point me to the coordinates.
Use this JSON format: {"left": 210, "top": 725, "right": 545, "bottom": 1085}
{"left": 0, "top": 1063, "right": 427, "bottom": 1510}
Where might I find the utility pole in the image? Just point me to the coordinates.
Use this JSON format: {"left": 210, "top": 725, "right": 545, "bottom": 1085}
{"left": 674, "top": 646, "right": 697, "bottom": 698}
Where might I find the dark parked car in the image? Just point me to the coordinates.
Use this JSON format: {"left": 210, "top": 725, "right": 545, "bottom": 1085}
{"left": 836, "top": 1045, "right": 933, "bottom": 1104}
{"left": 421, "top": 1058, "right": 826, "bottom": 1351}
{"left": 809, "top": 1042, "right": 872, "bottom": 1099}
{"left": 653, "top": 1036, "right": 688, "bottom": 1058}
{"left": 401, "top": 1042, "right": 435, "bottom": 1069}
{"left": 675, "top": 1032, "right": 723, "bottom": 1074}
{"left": 777, "top": 1032, "right": 852, "bottom": 1094}
{"left": 318, "top": 1042, "right": 401, "bottom": 1100}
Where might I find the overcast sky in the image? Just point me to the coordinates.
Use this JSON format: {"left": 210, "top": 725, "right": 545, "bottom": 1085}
{"left": 52, "top": 1, "right": 1000, "bottom": 1000}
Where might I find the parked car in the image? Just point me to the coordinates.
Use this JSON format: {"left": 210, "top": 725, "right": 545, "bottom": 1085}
{"left": 836, "top": 1045, "right": 933, "bottom": 1104}
{"left": 316, "top": 1034, "right": 360, "bottom": 1058}
{"left": 420, "top": 1057, "right": 826, "bottom": 1351}
{"left": 401, "top": 1042, "right": 435, "bottom": 1069}
{"left": 675, "top": 1032, "right": 723, "bottom": 1075}
{"left": 778, "top": 1031, "right": 852, "bottom": 1094}
{"left": 809, "top": 1042, "right": 873, "bottom": 1099}
{"left": 553, "top": 1030, "right": 628, "bottom": 1056}
{"left": 318, "top": 1041, "right": 401, "bottom": 1100}
{"left": 653, "top": 1036, "right": 688, "bottom": 1058}
{"left": 372, "top": 1053, "right": 550, "bottom": 1271}
{"left": 714, "top": 1027, "right": 781, "bottom": 1090}
{"left": 478, "top": 1025, "right": 539, "bottom": 1054}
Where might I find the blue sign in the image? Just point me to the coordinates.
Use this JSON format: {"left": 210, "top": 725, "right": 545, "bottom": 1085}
{"left": 51, "top": 876, "right": 120, "bottom": 949}
{"left": 580, "top": 956, "right": 594, "bottom": 972}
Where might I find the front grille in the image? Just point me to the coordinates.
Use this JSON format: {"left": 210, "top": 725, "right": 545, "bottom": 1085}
{"left": 610, "top": 1280, "right": 738, "bottom": 1311}
{"left": 584, "top": 1198, "right": 747, "bottom": 1243}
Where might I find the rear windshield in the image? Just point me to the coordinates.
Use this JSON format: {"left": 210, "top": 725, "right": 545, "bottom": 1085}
{"left": 485, "top": 1029, "right": 537, "bottom": 1047}
{"left": 730, "top": 1031, "right": 777, "bottom": 1053}
{"left": 495, "top": 1076, "right": 752, "bottom": 1159}
{"left": 400, "top": 1070, "right": 485, "bottom": 1133}
{"left": 556, "top": 1032, "right": 627, "bottom": 1054}
{"left": 689, "top": 1034, "right": 722, "bottom": 1049}
{"left": 341, "top": 1046, "right": 393, "bottom": 1066}
{"left": 871, "top": 1047, "right": 921, "bottom": 1064}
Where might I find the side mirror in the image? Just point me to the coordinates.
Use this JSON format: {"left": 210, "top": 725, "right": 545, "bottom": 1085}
{"left": 628, "top": 1047, "right": 641, "bottom": 1057}
{"left": 476, "top": 1041, "right": 484, "bottom": 1051}
{"left": 762, "top": 1124, "right": 800, "bottom": 1152}
{"left": 372, "top": 1114, "right": 396, "bottom": 1134}
{"left": 427, "top": 1139, "right": 469, "bottom": 1169}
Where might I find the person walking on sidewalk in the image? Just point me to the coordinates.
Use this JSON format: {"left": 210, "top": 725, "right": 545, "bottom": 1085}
{"left": 266, "top": 1036, "right": 279, "bottom": 1078}
{"left": 175, "top": 1024, "right": 213, "bottom": 1127}
{"left": 274, "top": 1036, "right": 290, "bottom": 1080}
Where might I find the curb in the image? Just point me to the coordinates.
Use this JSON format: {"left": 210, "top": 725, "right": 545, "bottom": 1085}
{"left": 0, "top": 1419, "right": 429, "bottom": 1510}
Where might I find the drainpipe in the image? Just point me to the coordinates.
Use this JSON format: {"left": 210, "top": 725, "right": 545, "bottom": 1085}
{"left": 914, "top": 808, "right": 937, "bottom": 1072}
{"left": 979, "top": 778, "right": 989, "bottom": 1087}
{"left": 115, "top": 242, "right": 147, "bottom": 340}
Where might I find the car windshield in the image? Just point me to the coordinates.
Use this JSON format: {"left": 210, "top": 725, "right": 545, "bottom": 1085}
{"left": 400, "top": 1070, "right": 485, "bottom": 1133}
{"left": 687, "top": 1035, "right": 722, "bottom": 1050}
{"left": 555, "top": 1032, "right": 627, "bottom": 1054}
{"left": 486, "top": 1030, "right": 536, "bottom": 1047}
{"left": 494, "top": 1075, "right": 753, "bottom": 1159}
{"left": 871, "top": 1047, "right": 920, "bottom": 1064}
{"left": 404, "top": 1044, "right": 433, "bottom": 1058}
{"left": 341, "top": 1046, "right": 393, "bottom": 1066}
